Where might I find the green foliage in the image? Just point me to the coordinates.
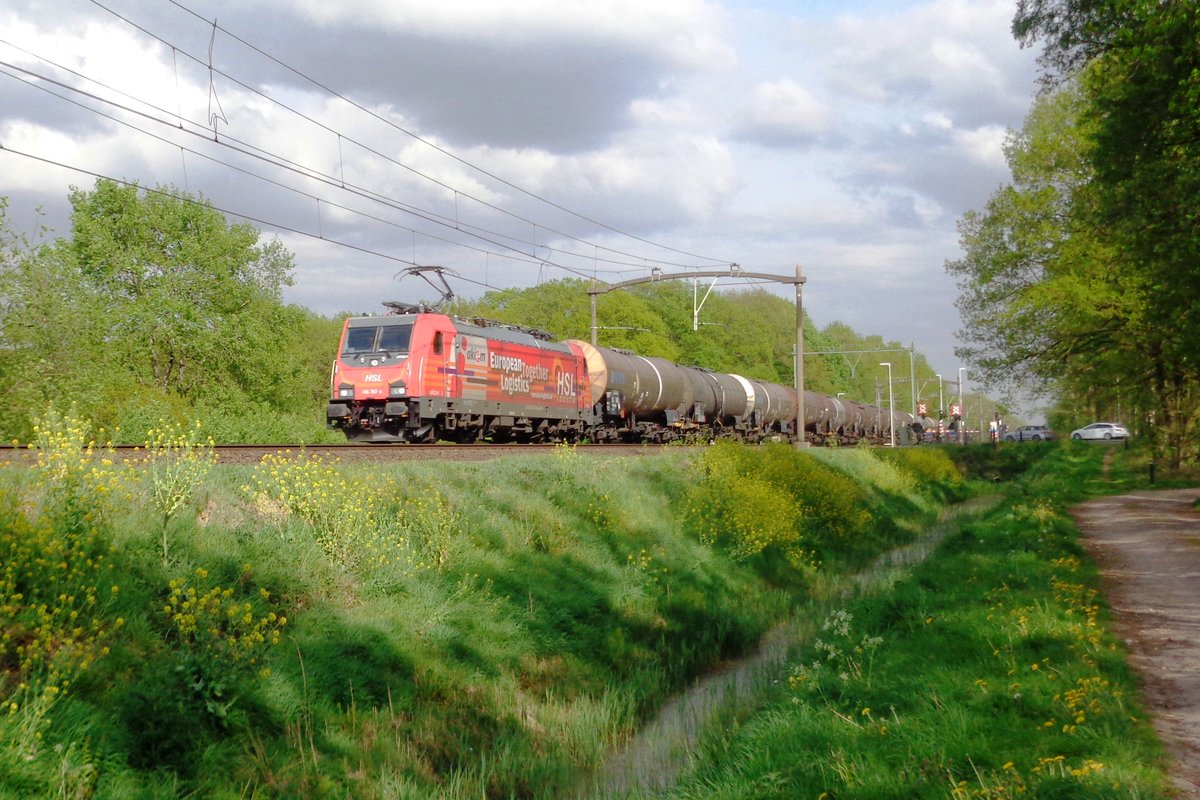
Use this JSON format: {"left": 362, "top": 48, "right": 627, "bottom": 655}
{"left": 946, "top": 441, "right": 1058, "bottom": 482}
{"left": 0, "top": 405, "right": 974, "bottom": 797}
{"left": 451, "top": 278, "right": 945, "bottom": 403}
{"left": 681, "top": 443, "right": 956, "bottom": 574}
{"left": 0, "top": 183, "right": 343, "bottom": 444}
{"left": 67, "top": 180, "right": 293, "bottom": 396}
{"left": 666, "top": 445, "right": 1170, "bottom": 800}
{"left": 139, "top": 419, "right": 217, "bottom": 562}
{"left": 159, "top": 567, "right": 287, "bottom": 721}
{"left": 953, "top": 4, "right": 1200, "bottom": 466}
{"left": 245, "top": 452, "right": 462, "bottom": 573}
{"left": 876, "top": 446, "right": 965, "bottom": 499}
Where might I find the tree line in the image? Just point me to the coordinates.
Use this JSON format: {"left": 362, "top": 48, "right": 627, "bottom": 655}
{"left": 0, "top": 183, "right": 342, "bottom": 444}
{"left": 948, "top": 1, "right": 1198, "bottom": 466}
{"left": 448, "top": 278, "right": 954, "bottom": 418}
{"left": 0, "top": 180, "right": 964, "bottom": 444}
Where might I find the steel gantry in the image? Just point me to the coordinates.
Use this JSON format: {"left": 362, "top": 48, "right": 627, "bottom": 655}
{"left": 585, "top": 264, "right": 809, "bottom": 447}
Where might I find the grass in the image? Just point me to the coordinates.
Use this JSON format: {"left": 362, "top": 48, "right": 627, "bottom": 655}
{"left": 1, "top": 418, "right": 964, "bottom": 799}
{"left": 1, "top": 412, "right": 1189, "bottom": 799}
{"left": 654, "top": 442, "right": 1181, "bottom": 800}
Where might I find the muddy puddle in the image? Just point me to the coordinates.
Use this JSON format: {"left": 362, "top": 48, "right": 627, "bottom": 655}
{"left": 570, "top": 496, "right": 998, "bottom": 799}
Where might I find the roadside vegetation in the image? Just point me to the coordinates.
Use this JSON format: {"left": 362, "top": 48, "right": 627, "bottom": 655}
{"left": 656, "top": 442, "right": 1178, "bottom": 800}
{"left": 1, "top": 409, "right": 968, "bottom": 799}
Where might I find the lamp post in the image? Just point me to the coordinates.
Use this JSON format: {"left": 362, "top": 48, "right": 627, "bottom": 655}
{"left": 936, "top": 373, "right": 944, "bottom": 442}
{"left": 880, "top": 362, "right": 895, "bottom": 448}
{"left": 957, "top": 366, "right": 967, "bottom": 445}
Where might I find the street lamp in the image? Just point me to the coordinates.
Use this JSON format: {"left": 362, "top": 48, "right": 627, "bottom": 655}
{"left": 936, "top": 373, "right": 944, "bottom": 443}
{"left": 958, "top": 366, "right": 967, "bottom": 445}
{"left": 880, "top": 362, "right": 895, "bottom": 447}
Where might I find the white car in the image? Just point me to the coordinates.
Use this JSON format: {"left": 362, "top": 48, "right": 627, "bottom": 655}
{"left": 1004, "top": 425, "right": 1054, "bottom": 442}
{"left": 1070, "top": 422, "right": 1129, "bottom": 441}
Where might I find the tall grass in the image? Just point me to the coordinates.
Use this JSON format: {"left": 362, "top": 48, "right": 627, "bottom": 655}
{"left": 1, "top": 412, "right": 973, "bottom": 798}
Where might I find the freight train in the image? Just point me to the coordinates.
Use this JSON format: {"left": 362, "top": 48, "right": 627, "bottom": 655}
{"left": 326, "top": 305, "right": 919, "bottom": 445}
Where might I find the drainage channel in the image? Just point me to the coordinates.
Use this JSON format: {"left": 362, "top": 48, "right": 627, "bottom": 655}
{"left": 570, "top": 495, "right": 1000, "bottom": 799}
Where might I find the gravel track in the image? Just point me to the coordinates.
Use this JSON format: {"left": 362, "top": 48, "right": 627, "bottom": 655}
{"left": 1071, "top": 488, "right": 1200, "bottom": 798}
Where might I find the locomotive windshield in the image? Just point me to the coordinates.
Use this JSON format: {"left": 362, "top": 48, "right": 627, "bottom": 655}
{"left": 342, "top": 322, "right": 413, "bottom": 356}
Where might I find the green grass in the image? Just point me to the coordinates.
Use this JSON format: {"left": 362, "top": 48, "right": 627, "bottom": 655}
{"left": 5, "top": 416, "right": 1187, "bottom": 799}
{"left": 655, "top": 442, "right": 1178, "bottom": 800}
{"left": 1, "top": 419, "right": 970, "bottom": 799}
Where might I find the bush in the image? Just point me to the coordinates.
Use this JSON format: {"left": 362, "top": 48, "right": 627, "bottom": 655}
{"left": 876, "top": 446, "right": 965, "bottom": 499}
{"left": 682, "top": 443, "right": 923, "bottom": 573}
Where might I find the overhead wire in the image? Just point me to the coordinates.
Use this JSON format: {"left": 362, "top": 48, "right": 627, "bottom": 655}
{"left": 0, "top": 142, "right": 540, "bottom": 300}
{"left": 0, "top": 43, "right": 650, "bottom": 278}
{"left": 0, "top": 49, "right": 652, "bottom": 281}
{"left": 85, "top": 0, "right": 734, "bottom": 273}
{"left": 158, "top": 0, "right": 733, "bottom": 267}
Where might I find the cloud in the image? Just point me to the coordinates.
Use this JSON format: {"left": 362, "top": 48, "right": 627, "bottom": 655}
{"left": 285, "top": 0, "right": 735, "bottom": 69}
{"left": 735, "top": 78, "right": 830, "bottom": 146}
{"left": 196, "top": 0, "right": 736, "bottom": 152}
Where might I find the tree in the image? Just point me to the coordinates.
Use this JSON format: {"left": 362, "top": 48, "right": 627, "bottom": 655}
{"left": 66, "top": 180, "right": 295, "bottom": 398}
{"left": 1009, "top": 0, "right": 1199, "bottom": 464}
{"left": 0, "top": 183, "right": 342, "bottom": 443}
{"left": 948, "top": 86, "right": 1097, "bottom": 395}
{"left": 0, "top": 199, "right": 120, "bottom": 439}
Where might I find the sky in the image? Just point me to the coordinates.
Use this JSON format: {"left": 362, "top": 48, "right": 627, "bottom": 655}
{"left": 0, "top": 0, "right": 1043, "bottom": 405}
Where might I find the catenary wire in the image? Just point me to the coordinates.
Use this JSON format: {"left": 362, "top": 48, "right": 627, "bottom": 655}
{"left": 0, "top": 55, "right": 663, "bottom": 284}
{"left": 0, "top": 47, "right": 661, "bottom": 278}
{"left": 85, "top": 0, "right": 735, "bottom": 272}
{"left": 2, "top": 145, "right": 785, "bottom": 309}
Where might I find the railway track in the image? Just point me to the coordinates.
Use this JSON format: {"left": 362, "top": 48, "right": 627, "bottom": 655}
{"left": 0, "top": 442, "right": 699, "bottom": 467}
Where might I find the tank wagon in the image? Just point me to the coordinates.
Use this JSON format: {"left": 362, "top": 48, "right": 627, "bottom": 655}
{"left": 326, "top": 307, "right": 918, "bottom": 444}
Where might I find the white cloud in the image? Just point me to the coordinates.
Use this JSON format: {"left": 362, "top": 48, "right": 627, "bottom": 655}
{"left": 922, "top": 111, "right": 955, "bottom": 131}
{"left": 953, "top": 124, "right": 1008, "bottom": 167}
{"left": 737, "top": 78, "right": 830, "bottom": 145}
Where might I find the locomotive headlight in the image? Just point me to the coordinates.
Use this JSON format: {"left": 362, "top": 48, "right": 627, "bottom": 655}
{"left": 389, "top": 382, "right": 407, "bottom": 397}
{"left": 337, "top": 383, "right": 354, "bottom": 398}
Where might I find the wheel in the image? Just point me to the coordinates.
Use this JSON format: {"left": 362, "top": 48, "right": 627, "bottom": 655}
{"left": 1103, "top": 432, "right": 1112, "bottom": 439}
{"left": 1032, "top": 435, "right": 1042, "bottom": 441}
{"left": 1004, "top": 435, "right": 1015, "bottom": 442}
{"left": 1072, "top": 433, "right": 1082, "bottom": 440}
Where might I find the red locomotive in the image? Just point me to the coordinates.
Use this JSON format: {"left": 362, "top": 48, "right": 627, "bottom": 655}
{"left": 327, "top": 305, "right": 917, "bottom": 444}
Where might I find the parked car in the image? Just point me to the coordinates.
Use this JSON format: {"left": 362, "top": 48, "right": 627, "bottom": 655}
{"left": 1004, "top": 425, "right": 1054, "bottom": 442}
{"left": 1069, "top": 422, "right": 1130, "bottom": 441}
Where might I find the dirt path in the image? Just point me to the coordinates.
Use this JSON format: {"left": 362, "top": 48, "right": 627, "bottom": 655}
{"left": 1071, "top": 488, "right": 1200, "bottom": 798}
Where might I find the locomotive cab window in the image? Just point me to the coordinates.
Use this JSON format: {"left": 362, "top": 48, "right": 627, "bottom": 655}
{"left": 378, "top": 324, "right": 412, "bottom": 353}
{"left": 433, "top": 331, "right": 444, "bottom": 355}
{"left": 343, "top": 323, "right": 413, "bottom": 356}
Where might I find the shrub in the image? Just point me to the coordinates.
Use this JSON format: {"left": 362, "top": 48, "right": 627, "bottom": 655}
{"left": 1, "top": 410, "right": 126, "bottom": 773}
{"left": 137, "top": 419, "right": 217, "bottom": 563}
{"left": 682, "top": 443, "right": 893, "bottom": 572}
{"left": 246, "top": 452, "right": 460, "bottom": 574}
{"left": 877, "top": 446, "right": 962, "bottom": 487}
